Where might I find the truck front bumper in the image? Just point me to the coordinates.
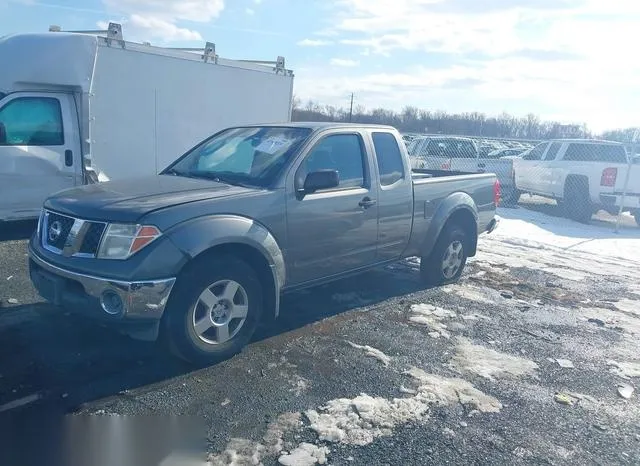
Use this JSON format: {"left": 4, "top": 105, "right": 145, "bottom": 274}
{"left": 29, "top": 249, "right": 176, "bottom": 323}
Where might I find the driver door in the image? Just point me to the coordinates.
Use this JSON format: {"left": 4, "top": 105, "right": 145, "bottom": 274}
{"left": 0, "top": 92, "right": 81, "bottom": 220}
{"left": 285, "top": 131, "right": 379, "bottom": 285}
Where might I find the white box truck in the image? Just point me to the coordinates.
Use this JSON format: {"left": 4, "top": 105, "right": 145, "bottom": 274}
{"left": 0, "top": 23, "right": 294, "bottom": 221}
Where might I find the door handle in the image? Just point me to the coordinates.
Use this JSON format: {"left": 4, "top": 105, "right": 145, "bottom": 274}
{"left": 64, "top": 149, "right": 73, "bottom": 167}
{"left": 358, "top": 197, "right": 377, "bottom": 209}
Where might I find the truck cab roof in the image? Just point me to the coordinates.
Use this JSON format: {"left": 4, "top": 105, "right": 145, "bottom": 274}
{"left": 247, "top": 122, "right": 398, "bottom": 132}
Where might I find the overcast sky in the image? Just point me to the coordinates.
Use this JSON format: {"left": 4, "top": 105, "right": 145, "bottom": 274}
{"left": 1, "top": 0, "right": 638, "bottom": 132}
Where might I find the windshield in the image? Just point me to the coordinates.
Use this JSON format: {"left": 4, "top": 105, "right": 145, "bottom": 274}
{"left": 426, "top": 138, "right": 477, "bottom": 158}
{"left": 164, "top": 126, "right": 312, "bottom": 187}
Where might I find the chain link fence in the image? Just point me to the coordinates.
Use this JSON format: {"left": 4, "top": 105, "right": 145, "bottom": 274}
{"left": 403, "top": 133, "right": 640, "bottom": 232}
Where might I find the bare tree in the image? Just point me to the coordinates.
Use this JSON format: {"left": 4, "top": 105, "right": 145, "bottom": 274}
{"left": 291, "top": 99, "right": 594, "bottom": 140}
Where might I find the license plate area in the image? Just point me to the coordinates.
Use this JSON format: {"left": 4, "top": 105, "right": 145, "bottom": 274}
{"left": 31, "top": 264, "right": 69, "bottom": 306}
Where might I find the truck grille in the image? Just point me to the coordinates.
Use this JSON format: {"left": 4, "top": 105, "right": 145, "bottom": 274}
{"left": 41, "top": 210, "right": 107, "bottom": 258}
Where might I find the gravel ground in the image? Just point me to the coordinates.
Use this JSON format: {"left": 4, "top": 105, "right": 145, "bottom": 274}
{"left": 0, "top": 210, "right": 639, "bottom": 466}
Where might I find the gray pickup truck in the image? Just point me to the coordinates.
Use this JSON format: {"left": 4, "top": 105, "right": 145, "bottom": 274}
{"left": 28, "top": 123, "right": 500, "bottom": 364}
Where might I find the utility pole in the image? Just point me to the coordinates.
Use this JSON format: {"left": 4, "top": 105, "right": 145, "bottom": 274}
{"left": 348, "top": 93, "right": 354, "bottom": 122}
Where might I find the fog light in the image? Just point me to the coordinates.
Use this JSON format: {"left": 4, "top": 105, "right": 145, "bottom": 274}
{"left": 101, "top": 290, "right": 124, "bottom": 315}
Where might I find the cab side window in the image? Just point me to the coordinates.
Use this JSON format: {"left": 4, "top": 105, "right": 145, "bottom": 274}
{"left": 299, "top": 134, "right": 366, "bottom": 190}
{"left": 523, "top": 142, "right": 549, "bottom": 161}
{"left": 0, "top": 97, "right": 64, "bottom": 146}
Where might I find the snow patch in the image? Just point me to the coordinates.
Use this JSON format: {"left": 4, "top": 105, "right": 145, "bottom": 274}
{"left": 607, "top": 360, "right": 640, "bottom": 379}
{"left": 305, "top": 370, "right": 500, "bottom": 447}
{"left": 540, "top": 267, "right": 587, "bottom": 281}
{"left": 409, "top": 303, "right": 457, "bottom": 338}
{"left": 478, "top": 208, "right": 640, "bottom": 281}
{"left": 288, "top": 374, "right": 311, "bottom": 396}
{"left": 209, "top": 413, "right": 302, "bottom": 466}
{"left": 613, "top": 299, "right": 640, "bottom": 317}
{"left": 405, "top": 367, "right": 502, "bottom": 413}
{"left": 581, "top": 307, "right": 640, "bottom": 335}
{"left": 346, "top": 341, "right": 391, "bottom": 367}
{"left": 450, "top": 285, "right": 495, "bottom": 305}
{"left": 278, "top": 443, "right": 329, "bottom": 466}
{"left": 450, "top": 338, "right": 539, "bottom": 380}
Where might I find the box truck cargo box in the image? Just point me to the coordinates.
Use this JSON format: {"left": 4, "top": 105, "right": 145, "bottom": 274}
{"left": 0, "top": 23, "right": 294, "bottom": 221}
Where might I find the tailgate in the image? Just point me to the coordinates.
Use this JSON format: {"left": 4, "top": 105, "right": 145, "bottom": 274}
{"left": 615, "top": 164, "right": 640, "bottom": 195}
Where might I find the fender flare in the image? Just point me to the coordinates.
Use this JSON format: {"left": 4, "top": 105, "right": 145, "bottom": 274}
{"left": 166, "top": 214, "right": 286, "bottom": 317}
{"left": 420, "top": 192, "right": 479, "bottom": 259}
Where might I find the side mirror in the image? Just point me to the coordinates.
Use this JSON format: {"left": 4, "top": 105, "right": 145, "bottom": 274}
{"left": 303, "top": 170, "right": 339, "bottom": 194}
{"left": 0, "top": 122, "right": 6, "bottom": 145}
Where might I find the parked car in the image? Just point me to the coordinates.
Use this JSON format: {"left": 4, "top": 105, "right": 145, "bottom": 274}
{"left": 29, "top": 123, "right": 500, "bottom": 364}
{"left": 513, "top": 139, "right": 640, "bottom": 224}
{"left": 488, "top": 148, "right": 526, "bottom": 158}
{"left": 409, "top": 136, "right": 518, "bottom": 204}
{"left": 0, "top": 24, "right": 294, "bottom": 222}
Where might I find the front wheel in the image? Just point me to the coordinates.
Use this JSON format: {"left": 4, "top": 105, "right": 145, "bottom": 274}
{"left": 163, "top": 255, "right": 263, "bottom": 366}
{"left": 420, "top": 225, "right": 468, "bottom": 287}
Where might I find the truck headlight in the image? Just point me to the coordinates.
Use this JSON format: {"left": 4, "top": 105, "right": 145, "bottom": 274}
{"left": 97, "top": 224, "right": 162, "bottom": 260}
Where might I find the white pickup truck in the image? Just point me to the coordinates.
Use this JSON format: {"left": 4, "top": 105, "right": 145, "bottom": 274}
{"left": 408, "top": 135, "right": 517, "bottom": 202}
{"left": 0, "top": 23, "right": 294, "bottom": 222}
{"left": 513, "top": 139, "right": 640, "bottom": 224}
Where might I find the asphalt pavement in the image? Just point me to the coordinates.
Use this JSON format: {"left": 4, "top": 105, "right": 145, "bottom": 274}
{"left": 0, "top": 216, "right": 639, "bottom": 466}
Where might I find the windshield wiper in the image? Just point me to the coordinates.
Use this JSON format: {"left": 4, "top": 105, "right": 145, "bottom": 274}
{"left": 186, "top": 170, "right": 255, "bottom": 188}
{"left": 164, "top": 168, "right": 189, "bottom": 177}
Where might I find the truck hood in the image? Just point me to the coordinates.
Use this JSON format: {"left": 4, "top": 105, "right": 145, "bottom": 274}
{"left": 44, "top": 175, "right": 260, "bottom": 223}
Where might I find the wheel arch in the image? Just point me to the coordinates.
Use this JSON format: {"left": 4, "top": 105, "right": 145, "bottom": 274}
{"left": 420, "top": 192, "right": 479, "bottom": 259}
{"left": 563, "top": 173, "right": 590, "bottom": 197}
{"left": 167, "top": 215, "right": 285, "bottom": 319}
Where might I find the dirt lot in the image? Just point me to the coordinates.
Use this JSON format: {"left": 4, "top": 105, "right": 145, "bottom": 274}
{"left": 0, "top": 204, "right": 639, "bottom": 466}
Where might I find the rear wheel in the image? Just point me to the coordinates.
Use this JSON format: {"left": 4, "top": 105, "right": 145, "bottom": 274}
{"left": 163, "top": 255, "right": 263, "bottom": 366}
{"left": 503, "top": 188, "right": 521, "bottom": 207}
{"left": 563, "top": 178, "right": 592, "bottom": 224}
{"left": 420, "top": 225, "right": 468, "bottom": 287}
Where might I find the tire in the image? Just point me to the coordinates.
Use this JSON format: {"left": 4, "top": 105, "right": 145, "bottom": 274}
{"left": 420, "top": 225, "right": 468, "bottom": 287}
{"left": 503, "top": 188, "right": 521, "bottom": 207}
{"left": 163, "top": 255, "right": 263, "bottom": 366}
{"left": 563, "top": 179, "right": 592, "bottom": 224}
{"left": 633, "top": 210, "right": 640, "bottom": 227}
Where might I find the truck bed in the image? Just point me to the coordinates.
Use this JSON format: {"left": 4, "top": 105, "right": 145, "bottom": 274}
{"left": 406, "top": 168, "right": 498, "bottom": 255}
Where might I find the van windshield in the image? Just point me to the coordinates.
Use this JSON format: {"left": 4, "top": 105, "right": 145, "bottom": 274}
{"left": 164, "top": 126, "right": 312, "bottom": 188}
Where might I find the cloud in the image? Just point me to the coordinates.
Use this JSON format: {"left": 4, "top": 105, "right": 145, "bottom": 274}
{"left": 245, "top": 7, "right": 254, "bottom": 15}
{"left": 330, "top": 58, "right": 359, "bottom": 67}
{"left": 98, "top": 0, "right": 224, "bottom": 43}
{"left": 103, "top": 0, "right": 225, "bottom": 22}
{"left": 297, "top": 38, "right": 333, "bottom": 47}
{"left": 97, "top": 15, "right": 202, "bottom": 41}
{"left": 294, "top": 0, "right": 640, "bottom": 132}
{"left": 506, "top": 48, "right": 582, "bottom": 61}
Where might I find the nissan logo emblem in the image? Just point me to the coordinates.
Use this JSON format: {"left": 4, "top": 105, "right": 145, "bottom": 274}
{"left": 48, "top": 220, "right": 63, "bottom": 242}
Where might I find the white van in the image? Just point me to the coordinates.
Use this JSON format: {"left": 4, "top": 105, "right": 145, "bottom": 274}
{"left": 0, "top": 24, "right": 294, "bottom": 221}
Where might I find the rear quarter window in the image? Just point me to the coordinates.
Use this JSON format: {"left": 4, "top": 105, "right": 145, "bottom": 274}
{"left": 372, "top": 132, "right": 405, "bottom": 186}
{"left": 563, "top": 143, "right": 627, "bottom": 163}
